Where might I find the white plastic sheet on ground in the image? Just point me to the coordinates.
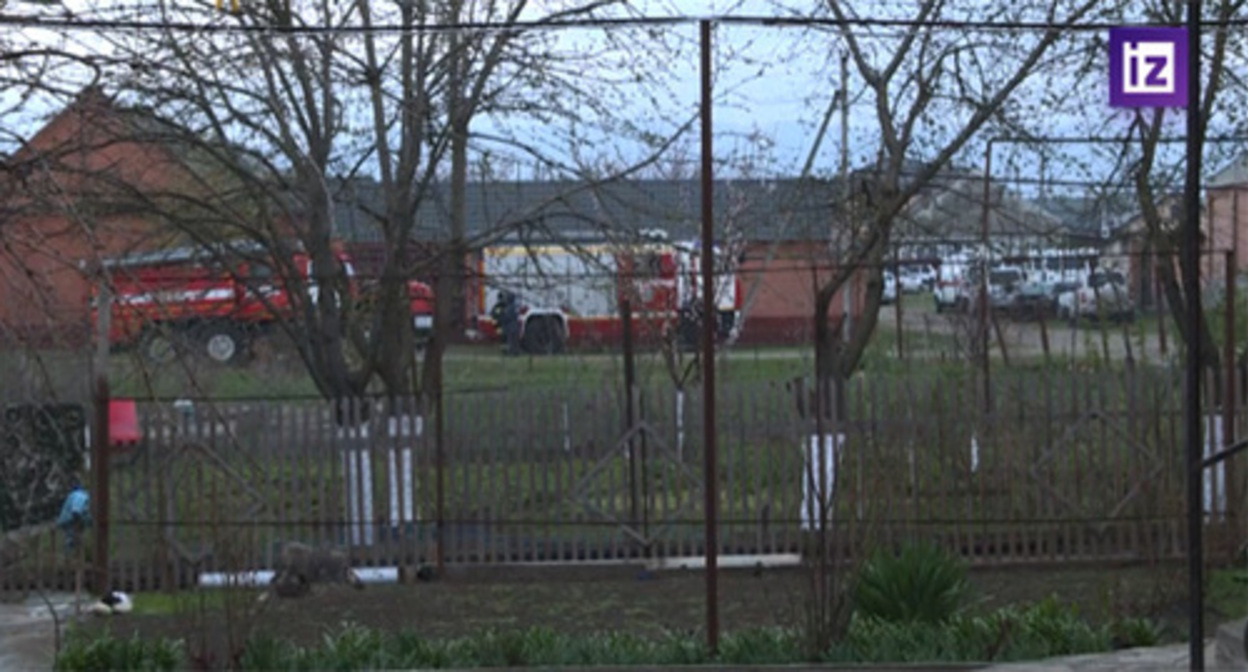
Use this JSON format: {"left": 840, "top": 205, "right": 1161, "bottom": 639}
{"left": 801, "top": 433, "right": 843, "bottom": 530}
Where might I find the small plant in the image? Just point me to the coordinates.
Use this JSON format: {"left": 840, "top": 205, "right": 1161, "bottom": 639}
{"left": 55, "top": 631, "right": 183, "bottom": 672}
{"left": 716, "top": 628, "right": 805, "bottom": 665}
{"left": 58, "top": 608, "right": 1151, "bottom": 669}
{"left": 852, "top": 542, "right": 970, "bottom": 624}
{"left": 1109, "top": 617, "right": 1163, "bottom": 649}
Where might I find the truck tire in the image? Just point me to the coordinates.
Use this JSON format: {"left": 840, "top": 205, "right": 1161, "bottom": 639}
{"left": 521, "top": 317, "right": 565, "bottom": 355}
{"left": 197, "top": 323, "right": 248, "bottom": 366}
{"left": 139, "top": 328, "right": 181, "bottom": 365}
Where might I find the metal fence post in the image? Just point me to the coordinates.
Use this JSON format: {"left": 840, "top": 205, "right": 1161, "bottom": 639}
{"left": 92, "top": 376, "right": 111, "bottom": 594}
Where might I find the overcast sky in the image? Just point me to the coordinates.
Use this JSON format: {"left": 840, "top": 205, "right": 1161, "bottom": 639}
{"left": 1, "top": 0, "right": 1241, "bottom": 194}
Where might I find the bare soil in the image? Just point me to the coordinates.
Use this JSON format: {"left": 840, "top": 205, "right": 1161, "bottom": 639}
{"left": 77, "top": 562, "right": 1210, "bottom": 657}
{"left": 892, "top": 298, "right": 1168, "bottom": 363}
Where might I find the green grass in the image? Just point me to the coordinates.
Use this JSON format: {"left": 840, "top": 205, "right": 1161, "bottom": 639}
{"left": 103, "top": 343, "right": 811, "bottom": 400}
{"left": 1208, "top": 568, "right": 1248, "bottom": 621}
{"left": 129, "top": 590, "right": 239, "bottom": 615}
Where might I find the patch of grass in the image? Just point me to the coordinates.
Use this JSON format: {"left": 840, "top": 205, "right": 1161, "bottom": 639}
{"left": 1208, "top": 568, "right": 1248, "bottom": 621}
{"left": 128, "top": 590, "right": 246, "bottom": 616}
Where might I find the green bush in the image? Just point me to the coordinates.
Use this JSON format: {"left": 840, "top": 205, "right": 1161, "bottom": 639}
{"left": 1109, "top": 616, "right": 1164, "bottom": 649}
{"left": 853, "top": 543, "right": 971, "bottom": 624}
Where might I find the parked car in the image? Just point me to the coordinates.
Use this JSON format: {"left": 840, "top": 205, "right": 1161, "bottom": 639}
{"left": 933, "top": 276, "right": 962, "bottom": 312}
{"left": 1056, "top": 271, "right": 1134, "bottom": 323}
{"left": 933, "top": 261, "right": 971, "bottom": 312}
{"left": 1008, "top": 280, "right": 1078, "bottom": 320}
{"left": 897, "top": 265, "right": 935, "bottom": 293}
{"left": 935, "top": 265, "right": 1023, "bottom": 314}
{"left": 984, "top": 268, "right": 1024, "bottom": 309}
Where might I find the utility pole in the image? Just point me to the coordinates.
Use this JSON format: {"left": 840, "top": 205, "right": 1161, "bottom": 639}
{"left": 698, "top": 19, "right": 720, "bottom": 656}
{"left": 1182, "top": 1, "right": 1205, "bottom": 669}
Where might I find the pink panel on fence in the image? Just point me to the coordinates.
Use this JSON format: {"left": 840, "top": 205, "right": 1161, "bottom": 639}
{"left": 109, "top": 399, "right": 141, "bottom": 446}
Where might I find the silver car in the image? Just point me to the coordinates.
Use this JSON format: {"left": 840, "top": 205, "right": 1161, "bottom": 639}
{"left": 1056, "top": 271, "right": 1134, "bottom": 322}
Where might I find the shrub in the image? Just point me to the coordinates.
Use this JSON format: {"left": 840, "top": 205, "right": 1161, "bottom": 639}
{"left": 716, "top": 628, "right": 806, "bottom": 665}
{"left": 1110, "top": 617, "right": 1163, "bottom": 649}
{"left": 853, "top": 543, "right": 970, "bottom": 624}
{"left": 55, "top": 632, "right": 183, "bottom": 672}
{"left": 842, "top": 598, "right": 1116, "bottom": 663}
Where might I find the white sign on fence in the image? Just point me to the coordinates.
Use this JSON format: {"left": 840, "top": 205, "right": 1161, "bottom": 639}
{"left": 339, "top": 414, "right": 424, "bottom": 546}
{"left": 386, "top": 415, "right": 421, "bottom": 527}
{"left": 342, "top": 449, "right": 375, "bottom": 547}
{"left": 801, "top": 433, "right": 843, "bottom": 530}
{"left": 1204, "top": 413, "right": 1227, "bottom": 522}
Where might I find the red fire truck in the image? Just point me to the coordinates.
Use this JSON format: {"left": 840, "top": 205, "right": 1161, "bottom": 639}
{"left": 93, "top": 241, "right": 435, "bottom": 365}
{"left": 472, "top": 232, "right": 741, "bottom": 353}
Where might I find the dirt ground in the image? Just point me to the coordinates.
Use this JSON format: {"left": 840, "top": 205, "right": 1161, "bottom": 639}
{"left": 890, "top": 297, "right": 1168, "bottom": 363}
{"left": 77, "top": 562, "right": 1215, "bottom": 657}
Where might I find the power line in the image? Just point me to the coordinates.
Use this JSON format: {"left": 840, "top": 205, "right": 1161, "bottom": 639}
{"left": 0, "top": 11, "right": 1241, "bottom": 37}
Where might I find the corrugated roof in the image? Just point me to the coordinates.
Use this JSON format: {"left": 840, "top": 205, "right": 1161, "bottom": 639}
{"left": 1209, "top": 155, "right": 1248, "bottom": 189}
{"left": 330, "top": 177, "right": 851, "bottom": 244}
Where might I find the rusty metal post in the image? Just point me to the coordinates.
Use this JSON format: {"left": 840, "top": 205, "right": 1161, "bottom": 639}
{"left": 980, "top": 140, "right": 994, "bottom": 416}
{"left": 698, "top": 18, "right": 720, "bottom": 655}
{"left": 1157, "top": 269, "right": 1169, "bottom": 357}
{"left": 1038, "top": 312, "right": 1051, "bottom": 365}
{"left": 91, "top": 376, "right": 111, "bottom": 594}
{"left": 622, "top": 298, "right": 639, "bottom": 531}
{"left": 1182, "top": 4, "right": 1205, "bottom": 667}
{"left": 893, "top": 255, "right": 904, "bottom": 360}
{"left": 1224, "top": 250, "right": 1237, "bottom": 551}
{"left": 431, "top": 285, "right": 446, "bottom": 577}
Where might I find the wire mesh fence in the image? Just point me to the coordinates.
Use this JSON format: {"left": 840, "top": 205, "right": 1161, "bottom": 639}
{"left": 2, "top": 360, "right": 1239, "bottom": 596}
{"left": 4, "top": 11, "right": 1248, "bottom": 667}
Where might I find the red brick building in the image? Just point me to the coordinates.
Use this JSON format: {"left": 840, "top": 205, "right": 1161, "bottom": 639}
{"left": 0, "top": 88, "right": 190, "bottom": 344}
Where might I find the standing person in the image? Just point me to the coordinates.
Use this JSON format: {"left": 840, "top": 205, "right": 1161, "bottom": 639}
{"left": 491, "top": 291, "right": 521, "bottom": 356}
{"left": 56, "top": 479, "right": 91, "bottom": 553}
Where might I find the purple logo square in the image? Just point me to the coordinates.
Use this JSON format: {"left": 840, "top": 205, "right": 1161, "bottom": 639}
{"left": 1108, "top": 27, "right": 1188, "bottom": 108}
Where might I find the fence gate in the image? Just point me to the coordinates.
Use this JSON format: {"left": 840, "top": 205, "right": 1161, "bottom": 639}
{"left": 567, "top": 387, "right": 703, "bottom": 559}
{"left": 111, "top": 408, "right": 269, "bottom": 591}
{"left": 1018, "top": 368, "right": 1187, "bottom": 561}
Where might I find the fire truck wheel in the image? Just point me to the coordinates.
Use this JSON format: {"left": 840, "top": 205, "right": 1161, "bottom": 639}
{"left": 139, "top": 329, "right": 181, "bottom": 365}
{"left": 198, "top": 324, "right": 248, "bottom": 365}
{"left": 521, "top": 317, "right": 565, "bottom": 355}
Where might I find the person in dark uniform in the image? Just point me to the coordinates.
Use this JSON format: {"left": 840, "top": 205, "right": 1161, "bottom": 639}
{"left": 491, "top": 291, "right": 521, "bottom": 356}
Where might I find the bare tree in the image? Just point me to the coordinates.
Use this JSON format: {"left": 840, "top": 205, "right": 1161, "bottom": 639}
{"left": 802, "top": 0, "right": 1108, "bottom": 411}
{"left": 1123, "top": 0, "right": 1248, "bottom": 387}
{"left": 23, "top": 0, "right": 683, "bottom": 403}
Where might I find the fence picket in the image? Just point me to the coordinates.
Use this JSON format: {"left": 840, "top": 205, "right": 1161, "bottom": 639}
{"left": 3, "top": 362, "right": 1215, "bottom": 602}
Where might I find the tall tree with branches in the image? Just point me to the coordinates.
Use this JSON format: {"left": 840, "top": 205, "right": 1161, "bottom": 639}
{"left": 1121, "top": 0, "right": 1247, "bottom": 390}
{"left": 35, "top": 0, "right": 681, "bottom": 402}
{"left": 806, "top": 0, "right": 1110, "bottom": 412}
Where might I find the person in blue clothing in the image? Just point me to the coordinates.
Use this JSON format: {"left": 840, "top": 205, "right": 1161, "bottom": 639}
{"left": 56, "top": 480, "right": 91, "bottom": 553}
